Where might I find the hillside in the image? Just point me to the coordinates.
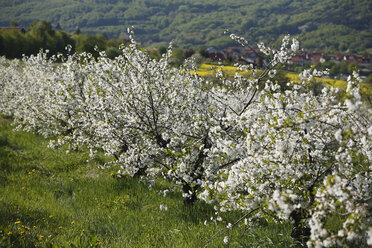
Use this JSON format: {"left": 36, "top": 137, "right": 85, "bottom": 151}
{"left": 1, "top": 0, "right": 371, "bottom": 52}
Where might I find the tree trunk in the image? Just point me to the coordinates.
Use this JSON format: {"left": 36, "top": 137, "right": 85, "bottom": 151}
{"left": 182, "top": 183, "right": 197, "bottom": 205}
{"left": 290, "top": 208, "right": 311, "bottom": 245}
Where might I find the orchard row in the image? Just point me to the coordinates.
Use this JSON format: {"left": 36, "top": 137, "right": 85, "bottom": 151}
{"left": 0, "top": 33, "right": 371, "bottom": 247}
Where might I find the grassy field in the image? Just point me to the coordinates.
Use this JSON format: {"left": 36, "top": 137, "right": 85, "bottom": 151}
{"left": 0, "top": 117, "right": 294, "bottom": 247}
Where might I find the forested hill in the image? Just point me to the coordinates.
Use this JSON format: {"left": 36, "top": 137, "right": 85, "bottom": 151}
{"left": 1, "top": 0, "right": 371, "bottom": 52}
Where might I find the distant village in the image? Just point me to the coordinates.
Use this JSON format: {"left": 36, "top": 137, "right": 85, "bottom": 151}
{"left": 204, "top": 45, "right": 372, "bottom": 65}
{"left": 202, "top": 46, "right": 372, "bottom": 78}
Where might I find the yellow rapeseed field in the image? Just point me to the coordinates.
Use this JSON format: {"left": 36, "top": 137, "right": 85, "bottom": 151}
{"left": 194, "top": 64, "right": 372, "bottom": 97}
{"left": 191, "top": 64, "right": 250, "bottom": 77}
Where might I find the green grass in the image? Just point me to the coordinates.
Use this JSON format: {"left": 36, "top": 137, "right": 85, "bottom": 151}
{"left": 0, "top": 117, "right": 294, "bottom": 247}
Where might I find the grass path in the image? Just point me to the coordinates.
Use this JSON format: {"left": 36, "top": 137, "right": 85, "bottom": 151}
{"left": 0, "top": 117, "right": 294, "bottom": 247}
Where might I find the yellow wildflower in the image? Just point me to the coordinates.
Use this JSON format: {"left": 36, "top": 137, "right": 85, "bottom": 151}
{"left": 14, "top": 221, "right": 21, "bottom": 224}
{"left": 7, "top": 232, "right": 12, "bottom": 235}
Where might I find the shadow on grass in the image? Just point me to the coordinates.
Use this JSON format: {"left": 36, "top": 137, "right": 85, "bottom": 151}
{"left": 0, "top": 201, "right": 60, "bottom": 231}
{"left": 177, "top": 201, "right": 216, "bottom": 224}
{"left": 112, "top": 176, "right": 217, "bottom": 225}
{"left": 0, "top": 123, "right": 20, "bottom": 187}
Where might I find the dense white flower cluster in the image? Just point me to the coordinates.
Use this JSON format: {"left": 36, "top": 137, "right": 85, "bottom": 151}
{"left": 0, "top": 34, "right": 370, "bottom": 247}
{"left": 308, "top": 175, "right": 371, "bottom": 247}
{"left": 203, "top": 40, "right": 371, "bottom": 245}
{"left": 0, "top": 51, "right": 90, "bottom": 145}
